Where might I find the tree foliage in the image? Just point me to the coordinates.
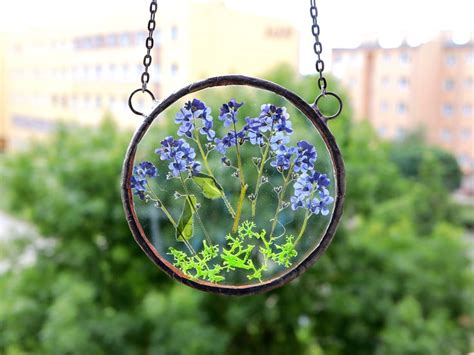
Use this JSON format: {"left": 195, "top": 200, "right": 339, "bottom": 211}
{"left": 0, "top": 67, "right": 472, "bottom": 354}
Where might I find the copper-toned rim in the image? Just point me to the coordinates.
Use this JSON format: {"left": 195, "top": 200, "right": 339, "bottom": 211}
{"left": 121, "top": 75, "right": 345, "bottom": 296}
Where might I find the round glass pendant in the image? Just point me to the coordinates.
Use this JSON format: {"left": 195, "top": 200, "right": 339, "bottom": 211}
{"left": 122, "top": 75, "right": 345, "bottom": 295}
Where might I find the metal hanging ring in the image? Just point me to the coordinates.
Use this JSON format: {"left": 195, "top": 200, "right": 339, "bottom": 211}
{"left": 128, "top": 88, "right": 156, "bottom": 116}
{"left": 314, "top": 92, "right": 343, "bottom": 120}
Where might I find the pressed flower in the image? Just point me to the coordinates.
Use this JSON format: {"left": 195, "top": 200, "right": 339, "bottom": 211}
{"left": 155, "top": 136, "right": 201, "bottom": 177}
{"left": 176, "top": 99, "right": 216, "bottom": 141}
{"left": 293, "top": 140, "right": 317, "bottom": 173}
{"left": 290, "top": 171, "right": 333, "bottom": 215}
{"left": 218, "top": 99, "right": 244, "bottom": 127}
{"left": 215, "top": 130, "right": 244, "bottom": 154}
{"left": 271, "top": 144, "right": 296, "bottom": 171}
{"left": 131, "top": 161, "right": 158, "bottom": 200}
{"left": 270, "top": 132, "right": 290, "bottom": 151}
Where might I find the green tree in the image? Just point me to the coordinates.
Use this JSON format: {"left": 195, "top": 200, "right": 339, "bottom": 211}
{"left": 389, "top": 133, "right": 462, "bottom": 192}
{"left": 0, "top": 66, "right": 472, "bottom": 354}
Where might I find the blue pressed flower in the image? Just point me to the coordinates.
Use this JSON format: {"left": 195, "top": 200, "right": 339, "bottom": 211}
{"left": 293, "top": 174, "right": 313, "bottom": 198}
{"left": 276, "top": 115, "right": 293, "bottom": 134}
{"left": 155, "top": 136, "right": 201, "bottom": 177}
{"left": 293, "top": 140, "right": 317, "bottom": 173}
{"left": 135, "top": 161, "right": 158, "bottom": 178}
{"left": 175, "top": 108, "right": 194, "bottom": 138}
{"left": 219, "top": 99, "right": 244, "bottom": 127}
{"left": 200, "top": 118, "right": 216, "bottom": 141}
{"left": 271, "top": 145, "right": 297, "bottom": 171}
{"left": 291, "top": 171, "right": 334, "bottom": 214}
{"left": 131, "top": 161, "right": 158, "bottom": 200}
{"left": 259, "top": 104, "right": 293, "bottom": 134}
{"left": 215, "top": 130, "right": 244, "bottom": 154}
{"left": 290, "top": 195, "right": 306, "bottom": 211}
{"left": 185, "top": 98, "right": 207, "bottom": 113}
{"left": 310, "top": 171, "right": 331, "bottom": 190}
{"left": 242, "top": 117, "right": 264, "bottom": 146}
{"left": 270, "top": 132, "right": 290, "bottom": 151}
{"left": 307, "top": 190, "right": 334, "bottom": 216}
{"left": 177, "top": 99, "right": 215, "bottom": 141}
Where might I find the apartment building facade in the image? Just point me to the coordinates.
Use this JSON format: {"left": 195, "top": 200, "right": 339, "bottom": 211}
{"left": 332, "top": 33, "right": 474, "bottom": 174}
{"left": 2, "top": 0, "right": 299, "bottom": 150}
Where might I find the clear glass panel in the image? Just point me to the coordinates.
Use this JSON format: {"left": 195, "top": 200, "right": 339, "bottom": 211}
{"left": 131, "top": 85, "right": 336, "bottom": 286}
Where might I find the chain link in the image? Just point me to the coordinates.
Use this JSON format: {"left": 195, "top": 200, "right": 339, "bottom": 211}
{"left": 310, "top": 0, "right": 327, "bottom": 95}
{"left": 141, "top": 0, "right": 158, "bottom": 91}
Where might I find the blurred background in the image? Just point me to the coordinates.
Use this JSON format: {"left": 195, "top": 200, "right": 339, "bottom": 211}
{"left": 0, "top": 0, "right": 473, "bottom": 354}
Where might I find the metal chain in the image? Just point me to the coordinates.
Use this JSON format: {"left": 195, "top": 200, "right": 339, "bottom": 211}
{"left": 129, "top": 0, "right": 157, "bottom": 116}
{"left": 141, "top": 0, "right": 158, "bottom": 91}
{"left": 310, "top": 0, "right": 327, "bottom": 95}
{"left": 309, "top": 0, "right": 342, "bottom": 120}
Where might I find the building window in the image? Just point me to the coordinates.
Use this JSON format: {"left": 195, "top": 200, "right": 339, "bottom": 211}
{"left": 120, "top": 33, "right": 131, "bottom": 46}
{"left": 462, "top": 104, "right": 473, "bottom": 117}
{"left": 95, "top": 65, "right": 102, "bottom": 79}
{"left": 380, "top": 101, "right": 389, "bottom": 112}
{"left": 136, "top": 31, "right": 146, "bottom": 46}
{"left": 152, "top": 63, "right": 161, "bottom": 83}
{"left": 399, "top": 52, "right": 410, "bottom": 64}
{"left": 71, "top": 95, "right": 78, "bottom": 109}
{"left": 171, "top": 26, "right": 178, "bottom": 40}
{"left": 461, "top": 128, "right": 471, "bottom": 140}
{"left": 378, "top": 127, "right": 387, "bottom": 137}
{"left": 396, "top": 127, "right": 406, "bottom": 139}
{"left": 122, "top": 64, "right": 130, "bottom": 80}
{"left": 457, "top": 154, "right": 470, "bottom": 167}
{"left": 466, "top": 51, "right": 474, "bottom": 65}
{"left": 171, "top": 63, "right": 179, "bottom": 76}
{"left": 399, "top": 77, "right": 409, "bottom": 90}
{"left": 446, "top": 54, "right": 456, "bottom": 66}
{"left": 440, "top": 129, "right": 452, "bottom": 142}
{"left": 444, "top": 79, "right": 455, "bottom": 91}
{"left": 442, "top": 104, "right": 454, "bottom": 117}
{"left": 95, "top": 96, "right": 102, "bottom": 108}
{"left": 382, "top": 77, "right": 390, "bottom": 88}
{"left": 383, "top": 52, "right": 391, "bottom": 62}
{"left": 397, "top": 102, "right": 408, "bottom": 114}
{"left": 465, "top": 77, "right": 473, "bottom": 89}
{"left": 333, "top": 54, "right": 343, "bottom": 63}
{"left": 106, "top": 34, "right": 117, "bottom": 47}
{"left": 155, "top": 29, "right": 161, "bottom": 45}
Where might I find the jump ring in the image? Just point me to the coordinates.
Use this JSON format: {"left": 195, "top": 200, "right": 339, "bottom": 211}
{"left": 128, "top": 88, "right": 156, "bottom": 117}
{"left": 314, "top": 92, "right": 343, "bottom": 120}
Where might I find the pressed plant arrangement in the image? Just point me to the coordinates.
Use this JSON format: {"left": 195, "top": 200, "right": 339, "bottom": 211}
{"left": 130, "top": 99, "right": 335, "bottom": 284}
{"left": 122, "top": 0, "right": 344, "bottom": 295}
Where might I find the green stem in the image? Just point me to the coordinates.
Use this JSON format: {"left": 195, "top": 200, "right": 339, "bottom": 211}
{"left": 251, "top": 143, "right": 271, "bottom": 218}
{"left": 269, "top": 164, "right": 294, "bottom": 238}
{"left": 295, "top": 189, "right": 316, "bottom": 245}
{"left": 231, "top": 121, "right": 247, "bottom": 233}
{"left": 178, "top": 172, "right": 213, "bottom": 245}
{"left": 146, "top": 181, "right": 195, "bottom": 255}
{"left": 193, "top": 127, "right": 236, "bottom": 218}
{"left": 295, "top": 213, "right": 311, "bottom": 245}
{"left": 232, "top": 183, "right": 248, "bottom": 233}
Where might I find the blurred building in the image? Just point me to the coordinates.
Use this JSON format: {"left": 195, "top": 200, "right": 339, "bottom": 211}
{"left": 332, "top": 32, "right": 474, "bottom": 174}
{"left": 2, "top": 0, "right": 299, "bottom": 150}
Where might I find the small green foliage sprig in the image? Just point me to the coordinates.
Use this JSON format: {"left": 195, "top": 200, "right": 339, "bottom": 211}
{"left": 271, "top": 235, "right": 298, "bottom": 268}
{"left": 168, "top": 221, "right": 298, "bottom": 284}
{"left": 221, "top": 221, "right": 265, "bottom": 281}
{"left": 168, "top": 241, "right": 224, "bottom": 283}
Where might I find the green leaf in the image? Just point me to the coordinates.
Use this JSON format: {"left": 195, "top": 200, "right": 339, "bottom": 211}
{"left": 175, "top": 195, "right": 197, "bottom": 241}
{"left": 192, "top": 173, "right": 224, "bottom": 200}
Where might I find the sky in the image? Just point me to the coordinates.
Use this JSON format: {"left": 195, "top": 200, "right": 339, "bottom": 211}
{"left": 0, "top": 0, "right": 472, "bottom": 72}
